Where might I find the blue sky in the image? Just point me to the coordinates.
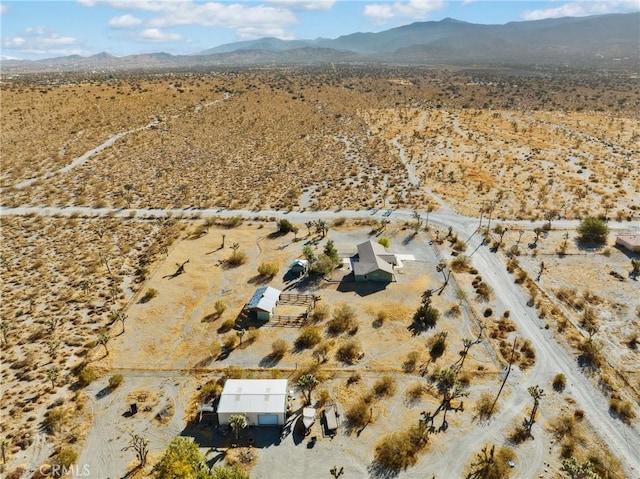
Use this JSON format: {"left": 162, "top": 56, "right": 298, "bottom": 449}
{"left": 1, "top": 0, "right": 638, "bottom": 60}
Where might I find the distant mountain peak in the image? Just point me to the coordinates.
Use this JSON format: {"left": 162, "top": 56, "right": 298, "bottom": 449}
{"left": 440, "top": 17, "right": 469, "bottom": 24}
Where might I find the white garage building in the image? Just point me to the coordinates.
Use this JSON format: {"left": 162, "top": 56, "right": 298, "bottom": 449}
{"left": 217, "top": 379, "right": 288, "bottom": 426}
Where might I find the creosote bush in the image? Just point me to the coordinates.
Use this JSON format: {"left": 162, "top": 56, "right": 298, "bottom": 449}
{"left": 336, "top": 339, "right": 362, "bottom": 364}
{"left": 227, "top": 251, "right": 247, "bottom": 266}
{"left": 257, "top": 262, "right": 279, "bottom": 277}
{"left": 108, "top": 373, "right": 124, "bottom": 389}
{"left": 373, "top": 376, "right": 396, "bottom": 397}
{"left": 271, "top": 339, "right": 289, "bottom": 359}
{"left": 77, "top": 367, "right": 97, "bottom": 387}
{"left": 328, "top": 304, "right": 358, "bottom": 335}
{"left": 295, "top": 326, "right": 322, "bottom": 349}
{"left": 346, "top": 400, "right": 371, "bottom": 427}
{"left": 374, "top": 423, "right": 429, "bottom": 470}
{"left": 552, "top": 373, "right": 567, "bottom": 392}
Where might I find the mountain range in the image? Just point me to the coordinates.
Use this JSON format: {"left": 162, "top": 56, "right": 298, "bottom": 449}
{"left": 2, "top": 13, "right": 638, "bottom": 73}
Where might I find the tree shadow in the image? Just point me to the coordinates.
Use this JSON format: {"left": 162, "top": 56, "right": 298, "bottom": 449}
{"left": 247, "top": 274, "right": 272, "bottom": 285}
{"left": 259, "top": 353, "right": 283, "bottom": 368}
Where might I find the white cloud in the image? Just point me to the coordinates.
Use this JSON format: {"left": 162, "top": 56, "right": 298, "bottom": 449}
{"left": 523, "top": 0, "right": 639, "bottom": 21}
{"left": 0, "top": 4, "right": 9, "bottom": 15}
{"left": 364, "top": 0, "right": 447, "bottom": 24}
{"left": 79, "top": 0, "right": 299, "bottom": 40}
{"left": 109, "top": 14, "right": 143, "bottom": 28}
{"left": 140, "top": 28, "right": 182, "bottom": 42}
{"left": 266, "top": 0, "right": 336, "bottom": 11}
{"left": 2, "top": 27, "right": 80, "bottom": 55}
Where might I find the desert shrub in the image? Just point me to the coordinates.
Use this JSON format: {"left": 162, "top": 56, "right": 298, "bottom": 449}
{"left": 609, "top": 397, "right": 636, "bottom": 423}
{"left": 327, "top": 304, "right": 358, "bottom": 335}
{"left": 200, "top": 381, "right": 222, "bottom": 403}
{"left": 332, "top": 217, "right": 346, "bottom": 227}
{"left": 257, "top": 262, "right": 279, "bottom": 277}
{"left": 577, "top": 217, "right": 609, "bottom": 245}
{"left": 519, "top": 339, "right": 536, "bottom": 367}
{"left": 552, "top": 373, "right": 567, "bottom": 392}
{"left": 109, "top": 373, "right": 124, "bottom": 389}
{"left": 43, "top": 407, "right": 67, "bottom": 434}
{"left": 373, "top": 376, "right": 396, "bottom": 397}
{"left": 295, "top": 327, "right": 322, "bottom": 349}
{"left": 210, "top": 465, "right": 250, "bottom": 479}
{"left": 483, "top": 308, "right": 493, "bottom": 317}
{"left": 345, "top": 400, "right": 371, "bottom": 427}
{"left": 428, "top": 332, "right": 447, "bottom": 359}
{"left": 413, "top": 303, "right": 440, "bottom": 329}
{"left": 510, "top": 424, "right": 530, "bottom": 443}
{"left": 77, "top": 367, "right": 97, "bottom": 387}
{"left": 579, "top": 340, "right": 603, "bottom": 368}
{"left": 405, "top": 382, "right": 428, "bottom": 401}
{"left": 403, "top": 350, "right": 420, "bottom": 372}
{"left": 374, "top": 424, "right": 429, "bottom": 470}
{"left": 465, "top": 444, "right": 515, "bottom": 479}
{"left": 245, "top": 329, "right": 260, "bottom": 344}
{"left": 277, "top": 219, "right": 294, "bottom": 234}
{"left": 475, "top": 282, "right": 492, "bottom": 301}
{"left": 346, "top": 373, "right": 361, "bottom": 386}
{"left": 316, "top": 389, "right": 331, "bottom": 407}
{"left": 551, "top": 414, "right": 577, "bottom": 439}
{"left": 475, "top": 392, "right": 497, "bottom": 419}
{"left": 142, "top": 287, "right": 158, "bottom": 302}
{"left": 450, "top": 254, "right": 470, "bottom": 272}
{"left": 336, "top": 339, "right": 361, "bottom": 364}
{"left": 271, "top": 339, "right": 288, "bottom": 358}
{"left": 378, "top": 237, "right": 390, "bottom": 248}
{"left": 219, "top": 319, "right": 236, "bottom": 333}
{"left": 453, "top": 238, "right": 467, "bottom": 252}
{"left": 218, "top": 216, "right": 243, "bottom": 228}
{"left": 227, "top": 251, "right": 247, "bottom": 266}
{"left": 210, "top": 341, "right": 222, "bottom": 358}
{"left": 214, "top": 299, "right": 227, "bottom": 317}
{"left": 223, "top": 334, "right": 238, "bottom": 350}
{"left": 310, "top": 304, "right": 329, "bottom": 323}
{"left": 54, "top": 449, "right": 78, "bottom": 468}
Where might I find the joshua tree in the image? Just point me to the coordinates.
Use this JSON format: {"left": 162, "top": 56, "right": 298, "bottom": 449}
{"left": 305, "top": 221, "right": 314, "bottom": 236}
{"left": 436, "top": 262, "right": 451, "bottom": 292}
{"left": 46, "top": 317, "right": 60, "bottom": 334}
{"left": 297, "top": 373, "right": 319, "bottom": 405}
{"left": 330, "top": 466, "right": 345, "bottom": 478}
{"left": 98, "top": 333, "right": 111, "bottom": 356}
{"left": 0, "top": 318, "right": 11, "bottom": 345}
{"left": 525, "top": 385, "right": 545, "bottom": 435}
{"left": 424, "top": 202, "right": 435, "bottom": 230}
{"left": 236, "top": 328, "right": 246, "bottom": 345}
{"left": 231, "top": 242, "right": 240, "bottom": 253}
{"left": 455, "top": 287, "right": 467, "bottom": 305}
{"left": 412, "top": 210, "right": 422, "bottom": 233}
{"left": 122, "top": 433, "right": 149, "bottom": 468}
{"left": 47, "top": 368, "right": 59, "bottom": 389}
{"left": 0, "top": 438, "right": 10, "bottom": 465}
{"left": 228, "top": 414, "right": 248, "bottom": 443}
{"left": 108, "top": 309, "right": 126, "bottom": 333}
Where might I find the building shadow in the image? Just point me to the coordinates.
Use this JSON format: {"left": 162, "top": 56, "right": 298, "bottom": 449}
{"left": 336, "top": 274, "right": 389, "bottom": 297}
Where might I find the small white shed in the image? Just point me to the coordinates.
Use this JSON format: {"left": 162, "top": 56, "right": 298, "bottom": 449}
{"left": 217, "top": 379, "right": 288, "bottom": 426}
{"left": 246, "top": 286, "right": 281, "bottom": 321}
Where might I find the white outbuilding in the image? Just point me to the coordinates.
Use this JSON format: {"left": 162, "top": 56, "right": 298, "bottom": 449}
{"left": 217, "top": 379, "right": 288, "bottom": 426}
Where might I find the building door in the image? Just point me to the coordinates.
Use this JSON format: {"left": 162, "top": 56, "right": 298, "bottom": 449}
{"left": 258, "top": 414, "right": 279, "bottom": 425}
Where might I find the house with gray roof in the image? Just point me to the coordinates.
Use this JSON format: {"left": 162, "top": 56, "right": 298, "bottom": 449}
{"left": 352, "top": 240, "right": 397, "bottom": 282}
{"left": 246, "top": 286, "right": 281, "bottom": 321}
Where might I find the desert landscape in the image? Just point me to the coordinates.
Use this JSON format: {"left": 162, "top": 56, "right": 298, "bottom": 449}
{"left": 1, "top": 60, "right": 639, "bottom": 479}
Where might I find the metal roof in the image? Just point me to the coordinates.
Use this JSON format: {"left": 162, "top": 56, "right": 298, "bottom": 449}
{"left": 353, "top": 240, "right": 395, "bottom": 276}
{"left": 217, "top": 379, "right": 288, "bottom": 414}
{"left": 246, "top": 286, "right": 281, "bottom": 312}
